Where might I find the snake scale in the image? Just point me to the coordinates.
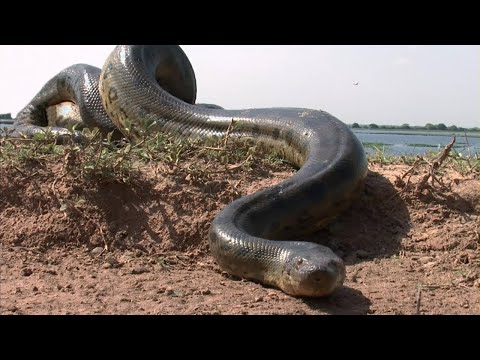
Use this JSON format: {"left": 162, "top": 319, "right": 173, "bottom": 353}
{"left": 8, "top": 45, "right": 368, "bottom": 297}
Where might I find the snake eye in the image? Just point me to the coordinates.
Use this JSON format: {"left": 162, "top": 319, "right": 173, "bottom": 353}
{"left": 296, "top": 258, "right": 303, "bottom": 267}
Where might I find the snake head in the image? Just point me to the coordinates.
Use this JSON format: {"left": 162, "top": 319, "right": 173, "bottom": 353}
{"left": 280, "top": 244, "right": 346, "bottom": 297}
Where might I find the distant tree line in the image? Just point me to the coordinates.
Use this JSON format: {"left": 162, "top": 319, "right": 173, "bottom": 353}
{"left": 350, "top": 122, "right": 479, "bottom": 132}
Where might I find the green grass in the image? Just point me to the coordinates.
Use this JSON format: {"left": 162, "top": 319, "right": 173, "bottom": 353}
{"left": 407, "top": 143, "right": 468, "bottom": 148}
{"left": 407, "top": 143, "right": 441, "bottom": 148}
{"left": 367, "top": 146, "right": 479, "bottom": 175}
{"left": 362, "top": 142, "right": 392, "bottom": 149}
{"left": 1, "top": 126, "right": 478, "bottom": 183}
{"left": 0, "top": 127, "right": 287, "bottom": 183}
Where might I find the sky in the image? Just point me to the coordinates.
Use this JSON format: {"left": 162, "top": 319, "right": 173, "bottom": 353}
{"left": 0, "top": 45, "right": 478, "bottom": 128}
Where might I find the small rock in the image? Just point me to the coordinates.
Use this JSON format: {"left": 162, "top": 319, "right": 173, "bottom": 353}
{"left": 33, "top": 286, "right": 39, "bottom": 292}
{"left": 201, "top": 289, "right": 211, "bottom": 295}
{"left": 350, "top": 271, "right": 359, "bottom": 283}
{"left": 474, "top": 279, "right": 480, "bottom": 288}
{"left": 57, "top": 285, "right": 63, "bottom": 290}
{"left": 102, "top": 262, "right": 112, "bottom": 269}
{"left": 173, "top": 291, "right": 184, "bottom": 298}
{"left": 405, "top": 265, "right": 414, "bottom": 273}
{"left": 423, "top": 261, "right": 437, "bottom": 269}
{"left": 116, "top": 230, "right": 128, "bottom": 239}
{"left": 91, "top": 247, "right": 104, "bottom": 257}
{"left": 266, "top": 292, "right": 279, "bottom": 300}
{"left": 21, "top": 268, "right": 33, "bottom": 276}
{"left": 356, "top": 250, "right": 369, "bottom": 259}
{"left": 131, "top": 266, "right": 150, "bottom": 275}
{"left": 165, "top": 288, "right": 174, "bottom": 296}
{"left": 0, "top": 258, "right": 5, "bottom": 266}
{"left": 254, "top": 296, "right": 264, "bottom": 302}
{"left": 418, "top": 256, "right": 434, "bottom": 264}
{"left": 457, "top": 254, "right": 469, "bottom": 264}
{"left": 45, "top": 269, "right": 57, "bottom": 275}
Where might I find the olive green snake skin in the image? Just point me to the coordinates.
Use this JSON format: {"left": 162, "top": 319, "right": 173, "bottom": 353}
{"left": 7, "top": 45, "right": 368, "bottom": 297}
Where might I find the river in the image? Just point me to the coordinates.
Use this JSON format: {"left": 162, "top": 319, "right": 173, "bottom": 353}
{"left": 2, "top": 121, "right": 479, "bottom": 157}
{"left": 352, "top": 128, "right": 479, "bottom": 156}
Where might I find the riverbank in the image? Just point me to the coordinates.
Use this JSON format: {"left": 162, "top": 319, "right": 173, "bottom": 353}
{"left": 353, "top": 128, "right": 480, "bottom": 156}
{"left": 1, "top": 134, "right": 479, "bottom": 314}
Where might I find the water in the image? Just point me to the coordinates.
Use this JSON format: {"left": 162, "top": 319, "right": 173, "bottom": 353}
{"left": 2, "top": 121, "right": 479, "bottom": 157}
{"left": 353, "top": 128, "right": 480, "bottom": 156}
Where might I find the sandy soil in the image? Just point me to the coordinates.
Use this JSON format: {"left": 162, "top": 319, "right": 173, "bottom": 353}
{"left": 1, "top": 149, "right": 479, "bottom": 315}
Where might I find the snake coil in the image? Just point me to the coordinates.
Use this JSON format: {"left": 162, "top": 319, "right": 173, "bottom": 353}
{"left": 10, "top": 45, "right": 368, "bottom": 297}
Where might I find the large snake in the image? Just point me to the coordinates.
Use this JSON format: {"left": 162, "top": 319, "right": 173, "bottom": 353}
{"left": 7, "top": 45, "right": 368, "bottom": 297}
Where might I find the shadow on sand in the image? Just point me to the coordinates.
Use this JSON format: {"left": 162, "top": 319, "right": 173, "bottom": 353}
{"left": 302, "top": 169, "right": 412, "bottom": 314}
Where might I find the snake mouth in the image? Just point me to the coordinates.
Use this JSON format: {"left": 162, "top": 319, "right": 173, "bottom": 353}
{"left": 281, "top": 254, "right": 346, "bottom": 297}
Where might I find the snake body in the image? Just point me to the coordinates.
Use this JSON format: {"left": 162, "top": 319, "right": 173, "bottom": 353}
{"left": 9, "top": 45, "right": 368, "bottom": 297}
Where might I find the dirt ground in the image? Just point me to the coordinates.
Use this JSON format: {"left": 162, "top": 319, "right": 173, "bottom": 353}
{"left": 1, "top": 147, "right": 479, "bottom": 315}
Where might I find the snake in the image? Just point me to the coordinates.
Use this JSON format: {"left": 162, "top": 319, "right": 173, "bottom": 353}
{"left": 7, "top": 45, "right": 368, "bottom": 297}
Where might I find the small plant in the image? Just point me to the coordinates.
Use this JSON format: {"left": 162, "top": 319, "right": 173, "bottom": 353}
{"left": 0, "top": 122, "right": 292, "bottom": 185}
{"left": 2, "top": 125, "right": 477, "bottom": 186}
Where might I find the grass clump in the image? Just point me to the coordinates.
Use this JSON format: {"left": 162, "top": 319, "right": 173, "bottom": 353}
{"left": 0, "top": 124, "right": 288, "bottom": 184}
{"left": 2, "top": 126, "right": 477, "bottom": 185}
{"left": 368, "top": 137, "right": 479, "bottom": 176}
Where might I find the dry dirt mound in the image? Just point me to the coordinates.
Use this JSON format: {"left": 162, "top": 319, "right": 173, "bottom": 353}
{"left": 1, "top": 145, "right": 479, "bottom": 314}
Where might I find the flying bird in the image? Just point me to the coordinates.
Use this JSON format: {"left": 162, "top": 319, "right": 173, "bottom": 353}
{"left": 353, "top": 82, "right": 359, "bottom": 86}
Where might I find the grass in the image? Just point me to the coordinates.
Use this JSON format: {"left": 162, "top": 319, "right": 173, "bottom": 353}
{"left": 0, "top": 126, "right": 287, "bottom": 184}
{"left": 367, "top": 146, "right": 479, "bottom": 175}
{"left": 362, "top": 142, "right": 392, "bottom": 149}
{"left": 407, "top": 143, "right": 467, "bottom": 148}
{"left": 1, "top": 126, "right": 478, "bottom": 184}
{"left": 407, "top": 143, "right": 443, "bottom": 148}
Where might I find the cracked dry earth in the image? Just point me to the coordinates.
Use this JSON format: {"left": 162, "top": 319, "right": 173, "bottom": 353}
{"left": 1, "top": 153, "right": 479, "bottom": 315}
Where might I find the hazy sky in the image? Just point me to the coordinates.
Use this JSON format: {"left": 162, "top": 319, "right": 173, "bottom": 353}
{"left": 0, "top": 45, "right": 478, "bottom": 127}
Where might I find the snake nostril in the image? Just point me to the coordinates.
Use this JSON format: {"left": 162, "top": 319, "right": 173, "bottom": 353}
{"left": 311, "top": 268, "right": 337, "bottom": 284}
{"left": 295, "top": 258, "right": 304, "bottom": 270}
